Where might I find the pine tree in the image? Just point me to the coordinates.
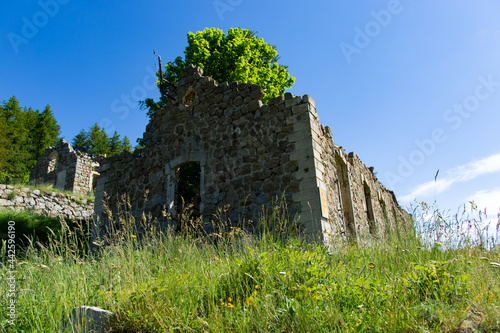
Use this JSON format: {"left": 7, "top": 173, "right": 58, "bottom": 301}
{"left": 0, "top": 109, "right": 10, "bottom": 183}
{"left": 87, "top": 123, "right": 110, "bottom": 157}
{"left": 108, "top": 131, "right": 123, "bottom": 156}
{"left": 72, "top": 129, "right": 89, "bottom": 154}
{"left": 34, "top": 105, "right": 60, "bottom": 159}
{"left": 1, "top": 96, "right": 32, "bottom": 182}
{"left": 72, "top": 125, "right": 134, "bottom": 157}
{"left": 122, "top": 136, "right": 132, "bottom": 154}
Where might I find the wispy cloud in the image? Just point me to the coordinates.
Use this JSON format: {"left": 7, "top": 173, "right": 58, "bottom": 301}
{"left": 466, "top": 188, "right": 500, "bottom": 213}
{"left": 401, "top": 153, "right": 500, "bottom": 202}
{"left": 466, "top": 188, "right": 500, "bottom": 238}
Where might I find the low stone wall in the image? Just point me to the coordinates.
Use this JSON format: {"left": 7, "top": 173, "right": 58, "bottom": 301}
{"left": 0, "top": 185, "right": 94, "bottom": 219}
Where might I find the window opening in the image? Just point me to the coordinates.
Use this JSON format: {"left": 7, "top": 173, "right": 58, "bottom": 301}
{"left": 335, "top": 154, "right": 356, "bottom": 243}
{"left": 47, "top": 152, "right": 58, "bottom": 173}
{"left": 363, "top": 182, "right": 376, "bottom": 235}
{"left": 183, "top": 89, "right": 196, "bottom": 106}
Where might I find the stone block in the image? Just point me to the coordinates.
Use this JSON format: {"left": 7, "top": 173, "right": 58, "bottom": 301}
{"left": 291, "top": 103, "right": 310, "bottom": 115}
{"left": 0, "top": 199, "right": 14, "bottom": 206}
{"left": 285, "top": 96, "right": 302, "bottom": 108}
{"left": 61, "top": 306, "right": 114, "bottom": 333}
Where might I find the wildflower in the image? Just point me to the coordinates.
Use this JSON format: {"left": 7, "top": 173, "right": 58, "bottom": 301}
{"left": 253, "top": 290, "right": 257, "bottom": 296}
{"left": 228, "top": 297, "right": 232, "bottom": 302}
{"left": 131, "top": 235, "right": 137, "bottom": 239}
{"left": 245, "top": 296, "right": 253, "bottom": 305}
{"left": 255, "top": 285, "right": 259, "bottom": 289}
{"left": 312, "top": 293, "right": 318, "bottom": 298}
{"left": 228, "top": 303, "right": 235, "bottom": 309}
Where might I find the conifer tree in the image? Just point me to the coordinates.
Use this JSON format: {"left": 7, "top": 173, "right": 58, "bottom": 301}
{"left": 34, "top": 105, "right": 61, "bottom": 159}
{"left": 122, "top": 136, "right": 132, "bottom": 154}
{"left": 72, "top": 129, "right": 89, "bottom": 154}
{"left": 109, "top": 131, "right": 123, "bottom": 156}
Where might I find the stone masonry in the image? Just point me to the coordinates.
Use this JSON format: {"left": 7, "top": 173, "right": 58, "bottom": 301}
{"left": 0, "top": 184, "right": 93, "bottom": 219}
{"left": 94, "top": 65, "right": 413, "bottom": 246}
{"left": 29, "top": 139, "right": 100, "bottom": 195}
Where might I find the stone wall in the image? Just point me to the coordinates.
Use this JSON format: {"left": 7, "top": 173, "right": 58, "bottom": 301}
{"left": 0, "top": 185, "right": 93, "bottom": 219}
{"left": 29, "top": 139, "right": 100, "bottom": 195}
{"left": 95, "top": 65, "right": 413, "bottom": 246}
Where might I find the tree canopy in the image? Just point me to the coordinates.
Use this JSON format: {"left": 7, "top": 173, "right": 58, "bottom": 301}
{"left": 0, "top": 96, "right": 61, "bottom": 183}
{"left": 141, "top": 28, "right": 295, "bottom": 120}
{"left": 72, "top": 123, "right": 132, "bottom": 158}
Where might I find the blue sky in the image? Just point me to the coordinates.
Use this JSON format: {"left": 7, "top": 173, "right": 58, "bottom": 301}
{"left": 2, "top": 0, "right": 500, "bottom": 227}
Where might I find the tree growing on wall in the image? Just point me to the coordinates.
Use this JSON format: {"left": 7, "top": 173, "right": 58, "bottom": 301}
{"left": 140, "top": 27, "right": 295, "bottom": 120}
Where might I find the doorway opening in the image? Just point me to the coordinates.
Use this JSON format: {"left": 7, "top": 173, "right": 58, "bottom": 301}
{"left": 175, "top": 161, "right": 201, "bottom": 217}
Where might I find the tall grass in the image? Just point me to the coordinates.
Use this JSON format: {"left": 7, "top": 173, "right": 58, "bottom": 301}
{"left": 0, "top": 200, "right": 499, "bottom": 332}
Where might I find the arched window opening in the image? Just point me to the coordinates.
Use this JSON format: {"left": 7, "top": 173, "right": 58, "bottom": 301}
{"left": 47, "top": 152, "right": 58, "bottom": 173}
{"left": 183, "top": 89, "right": 196, "bottom": 106}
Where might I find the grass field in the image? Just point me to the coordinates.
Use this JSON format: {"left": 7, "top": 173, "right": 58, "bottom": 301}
{"left": 0, "top": 201, "right": 499, "bottom": 332}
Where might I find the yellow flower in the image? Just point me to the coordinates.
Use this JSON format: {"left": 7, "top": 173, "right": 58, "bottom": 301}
{"left": 228, "top": 297, "right": 232, "bottom": 302}
{"left": 253, "top": 290, "right": 257, "bottom": 296}
{"left": 255, "top": 285, "right": 259, "bottom": 289}
{"left": 131, "top": 235, "right": 137, "bottom": 239}
{"left": 228, "top": 303, "right": 235, "bottom": 309}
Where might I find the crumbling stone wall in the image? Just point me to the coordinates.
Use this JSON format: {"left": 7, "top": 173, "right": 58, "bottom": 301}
{"left": 94, "top": 65, "right": 412, "bottom": 245}
{"left": 29, "top": 139, "right": 99, "bottom": 195}
{"left": 0, "top": 185, "right": 93, "bottom": 219}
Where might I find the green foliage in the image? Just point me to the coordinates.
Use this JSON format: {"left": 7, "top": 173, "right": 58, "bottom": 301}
{"left": 0, "top": 96, "right": 61, "bottom": 183}
{"left": 403, "top": 260, "right": 470, "bottom": 303}
{"left": 33, "top": 105, "right": 61, "bottom": 158}
{"left": 72, "top": 124, "right": 132, "bottom": 157}
{"left": 140, "top": 28, "right": 295, "bottom": 123}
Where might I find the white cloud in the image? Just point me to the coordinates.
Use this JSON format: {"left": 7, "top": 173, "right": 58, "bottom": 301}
{"left": 465, "top": 189, "right": 500, "bottom": 241}
{"left": 466, "top": 188, "right": 500, "bottom": 213}
{"left": 401, "top": 153, "right": 500, "bottom": 203}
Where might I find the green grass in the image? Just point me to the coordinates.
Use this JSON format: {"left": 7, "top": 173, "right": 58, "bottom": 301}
{"left": 5, "top": 181, "right": 95, "bottom": 202}
{"left": 0, "top": 202, "right": 499, "bottom": 332}
{"left": 0, "top": 210, "right": 90, "bottom": 250}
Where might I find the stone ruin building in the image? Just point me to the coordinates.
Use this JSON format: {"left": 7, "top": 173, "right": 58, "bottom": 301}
{"left": 29, "top": 139, "right": 100, "bottom": 195}
{"left": 94, "top": 65, "right": 413, "bottom": 246}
